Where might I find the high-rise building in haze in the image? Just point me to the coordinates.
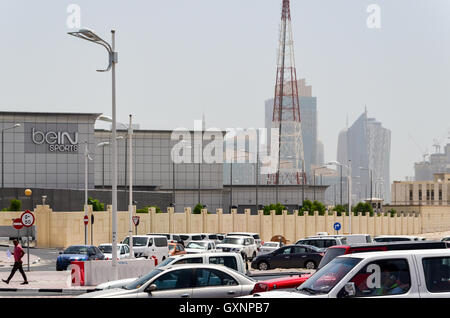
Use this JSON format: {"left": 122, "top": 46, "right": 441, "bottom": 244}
{"left": 336, "top": 110, "right": 391, "bottom": 204}
{"left": 414, "top": 142, "right": 450, "bottom": 181}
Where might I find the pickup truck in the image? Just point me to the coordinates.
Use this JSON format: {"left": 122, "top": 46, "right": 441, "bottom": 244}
{"left": 247, "top": 249, "right": 450, "bottom": 298}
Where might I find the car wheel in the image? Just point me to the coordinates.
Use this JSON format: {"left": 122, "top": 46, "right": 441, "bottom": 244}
{"left": 258, "top": 261, "right": 269, "bottom": 271}
{"left": 305, "top": 261, "right": 316, "bottom": 270}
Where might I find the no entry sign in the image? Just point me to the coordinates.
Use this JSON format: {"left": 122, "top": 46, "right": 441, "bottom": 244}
{"left": 84, "top": 215, "right": 89, "bottom": 225}
{"left": 12, "top": 218, "right": 23, "bottom": 230}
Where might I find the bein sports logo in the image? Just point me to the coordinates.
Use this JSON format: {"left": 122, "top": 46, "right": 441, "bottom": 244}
{"left": 32, "top": 128, "right": 79, "bottom": 152}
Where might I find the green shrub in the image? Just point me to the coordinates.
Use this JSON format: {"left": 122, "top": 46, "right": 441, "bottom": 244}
{"left": 193, "top": 203, "right": 203, "bottom": 214}
{"left": 88, "top": 197, "right": 105, "bottom": 211}
{"left": 263, "top": 203, "right": 286, "bottom": 215}
{"left": 1, "top": 199, "right": 22, "bottom": 211}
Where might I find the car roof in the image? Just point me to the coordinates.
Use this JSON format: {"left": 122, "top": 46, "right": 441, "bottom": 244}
{"left": 129, "top": 235, "right": 167, "bottom": 238}
{"left": 173, "top": 252, "right": 240, "bottom": 258}
{"left": 338, "top": 248, "right": 450, "bottom": 260}
{"left": 328, "top": 240, "right": 445, "bottom": 249}
{"left": 158, "top": 263, "right": 239, "bottom": 272}
{"left": 186, "top": 240, "right": 216, "bottom": 244}
{"left": 227, "top": 232, "right": 259, "bottom": 235}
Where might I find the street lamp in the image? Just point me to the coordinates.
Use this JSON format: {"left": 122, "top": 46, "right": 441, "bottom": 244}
{"left": 312, "top": 166, "right": 327, "bottom": 201}
{"left": 326, "top": 160, "right": 352, "bottom": 234}
{"left": 69, "top": 28, "right": 119, "bottom": 279}
{"left": 1, "top": 123, "right": 21, "bottom": 208}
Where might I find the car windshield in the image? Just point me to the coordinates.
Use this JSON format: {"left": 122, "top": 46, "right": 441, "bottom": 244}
{"left": 123, "top": 269, "right": 163, "bottom": 290}
{"left": 98, "top": 245, "right": 120, "bottom": 254}
{"left": 64, "top": 246, "right": 89, "bottom": 255}
{"left": 186, "top": 242, "right": 208, "bottom": 249}
{"left": 123, "top": 237, "right": 148, "bottom": 247}
{"left": 222, "top": 237, "right": 245, "bottom": 245}
{"left": 296, "top": 257, "right": 362, "bottom": 295}
{"left": 263, "top": 242, "right": 278, "bottom": 247}
{"left": 156, "top": 257, "right": 176, "bottom": 268}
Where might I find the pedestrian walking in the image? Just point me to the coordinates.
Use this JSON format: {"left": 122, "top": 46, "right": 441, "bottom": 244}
{"left": 2, "top": 239, "right": 28, "bottom": 285}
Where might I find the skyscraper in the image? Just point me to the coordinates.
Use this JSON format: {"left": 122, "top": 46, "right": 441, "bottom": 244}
{"left": 336, "top": 111, "right": 391, "bottom": 203}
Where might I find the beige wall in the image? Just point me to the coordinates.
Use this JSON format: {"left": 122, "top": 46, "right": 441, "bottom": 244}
{"left": 4, "top": 205, "right": 448, "bottom": 248}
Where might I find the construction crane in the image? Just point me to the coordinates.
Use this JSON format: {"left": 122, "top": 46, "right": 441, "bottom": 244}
{"left": 408, "top": 133, "right": 429, "bottom": 162}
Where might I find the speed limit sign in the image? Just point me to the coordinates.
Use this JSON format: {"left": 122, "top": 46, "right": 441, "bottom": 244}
{"left": 20, "top": 210, "right": 35, "bottom": 228}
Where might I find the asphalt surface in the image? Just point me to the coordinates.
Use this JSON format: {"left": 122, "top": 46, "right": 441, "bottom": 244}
{"left": 0, "top": 246, "right": 60, "bottom": 272}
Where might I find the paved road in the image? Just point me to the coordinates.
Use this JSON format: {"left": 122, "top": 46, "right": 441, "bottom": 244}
{"left": 0, "top": 246, "right": 59, "bottom": 272}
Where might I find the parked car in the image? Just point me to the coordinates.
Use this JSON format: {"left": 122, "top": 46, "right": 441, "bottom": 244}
{"left": 442, "top": 236, "right": 450, "bottom": 242}
{"left": 257, "top": 241, "right": 283, "bottom": 256}
{"left": 168, "top": 242, "right": 187, "bottom": 256}
{"left": 217, "top": 235, "right": 259, "bottom": 261}
{"left": 185, "top": 240, "right": 217, "bottom": 254}
{"left": 246, "top": 249, "right": 450, "bottom": 298}
{"left": 296, "top": 237, "right": 346, "bottom": 248}
{"left": 251, "top": 274, "right": 311, "bottom": 294}
{"left": 98, "top": 243, "right": 130, "bottom": 260}
{"left": 56, "top": 245, "right": 104, "bottom": 271}
{"left": 249, "top": 240, "right": 450, "bottom": 291}
{"left": 226, "top": 232, "right": 262, "bottom": 248}
{"left": 95, "top": 252, "right": 247, "bottom": 290}
{"left": 122, "top": 235, "right": 168, "bottom": 263}
{"left": 177, "top": 233, "right": 204, "bottom": 246}
{"left": 373, "top": 235, "right": 426, "bottom": 242}
{"left": 148, "top": 233, "right": 183, "bottom": 244}
{"left": 317, "top": 240, "right": 450, "bottom": 270}
{"left": 251, "top": 244, "right": 325, "bottom": 270}
{"left": 306, "top": 234, "right": 372, "bottom": 245}
{"left": 83, "top": 264, "right": 257, "bottom": 298}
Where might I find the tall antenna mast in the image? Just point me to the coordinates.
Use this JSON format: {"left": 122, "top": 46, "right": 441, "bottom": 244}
{"left": 269, "top": 0, "right": 305, "bottom": 196}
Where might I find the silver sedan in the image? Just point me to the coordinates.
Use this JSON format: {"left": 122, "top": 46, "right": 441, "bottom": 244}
{"left": 77, "top": 264, "right": 257, "bottom": 298}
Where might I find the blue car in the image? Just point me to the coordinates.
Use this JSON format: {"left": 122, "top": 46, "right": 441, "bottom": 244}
{"left": 56, "top": 245, "right": 105, "bottom": 271}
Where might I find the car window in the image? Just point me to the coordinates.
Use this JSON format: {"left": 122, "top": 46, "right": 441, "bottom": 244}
{"left": 123, "top": 237, "right": 148, "bottom": 247}
{"left": 280, "top": 247, "right": 293, "bottom": 255}
{"left": 253, "top": 234, "right": 260, "bottom": 240}
{"left": 209, "top": 256, "right": 238, "bottom": 271}
{"left": 194, "top": 268, "right": 238, "bottom": 287}
{"left": 345, "top": 259, "right": 411, "bottom": 297}
{"left": 174, "top": 258, "right": 203, "bottom": 264}
{"left": 154, "top": 237, "right": 168, "bottom": 247}
{"left": 124, "top": 245, "right": 130, "bottom": 253}
{"left": 422, "top": 257, "right": 450, "bottom": 293}
{"left": 152, "top": 269, "right": 194, "bottom": 290}
{"left": 180, "top": 235, "right": 190, "bottom": 241}
{"left": 294, "top": 246, "right": 307, "bottom": 253}
{"left": 173, "top": 235, "right": 181, "bottom": 241}
{"left": 120, "top": 246, "right": 125, "bottom": 254}
{"left": 191, "top": 235, "right": 203, "bottom": 241}
{"left": 148, "top": 238, "right": 154, "bottom": 246}
{"left": 64, "top": 246, "right": 89, "bottom": 255}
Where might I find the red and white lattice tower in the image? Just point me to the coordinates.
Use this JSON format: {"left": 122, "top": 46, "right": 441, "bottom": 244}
{"left": 268, "top": 0, "right": 305, "bottom": 186}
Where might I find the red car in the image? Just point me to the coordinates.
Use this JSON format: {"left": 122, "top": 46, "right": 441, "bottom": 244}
{"left": 251, "top": 274, "right": 312, "bottom": 294}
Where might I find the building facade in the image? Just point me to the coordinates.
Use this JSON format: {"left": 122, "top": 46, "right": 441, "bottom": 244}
{"left": 392, "top": 173, "right": 450, "bottom": 206}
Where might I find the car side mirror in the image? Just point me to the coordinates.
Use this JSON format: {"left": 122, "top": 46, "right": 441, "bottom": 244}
{"left": 146, "top": 284, "right": 157, "bottom": 293}
{"left": 343, "top": 282, "right": 356, "bottom": 297}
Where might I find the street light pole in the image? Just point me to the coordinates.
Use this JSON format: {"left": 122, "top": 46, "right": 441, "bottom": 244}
{"left": 128, "top": 114, "right": 134, "bottom": 259}
{"left": 68, "top": 28, "right": 119, "bottom": 279}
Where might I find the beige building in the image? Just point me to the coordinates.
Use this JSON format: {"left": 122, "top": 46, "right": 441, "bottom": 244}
{"left": 391, "top": 173, "right": 450, "bottom": 206}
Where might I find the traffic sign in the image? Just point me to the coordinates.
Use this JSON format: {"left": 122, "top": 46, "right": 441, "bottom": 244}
{"left": 12, "top": 218, "right": 23, "bottom": 230}
{"left": 132, "top": 216, "right": 140, "bottom": 226}
{"left": 21, "top": 210, "right": 35, "bottom": 228}
{"left": 333, "top": 222, "right": 342, "bottom": 232}
{"left": 84, "top": 215, "right": 89, "bottom": 225}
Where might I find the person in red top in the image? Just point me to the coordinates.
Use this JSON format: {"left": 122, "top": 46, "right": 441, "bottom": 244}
{"left": 2, "top": 239, "right": 28, "bottom": 285}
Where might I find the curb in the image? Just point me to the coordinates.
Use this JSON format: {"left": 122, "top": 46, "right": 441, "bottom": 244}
{"left": 0, "top": 287, "right": 97, "bottom": 294}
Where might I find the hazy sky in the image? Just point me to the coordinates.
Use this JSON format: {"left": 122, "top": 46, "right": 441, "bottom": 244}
{"left": 1, "top": 0, "right": 449, "bottom": 183}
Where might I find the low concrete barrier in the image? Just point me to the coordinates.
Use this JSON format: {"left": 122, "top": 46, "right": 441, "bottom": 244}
{"left": 71, "top": 258, "right": 156, "bottom": 286}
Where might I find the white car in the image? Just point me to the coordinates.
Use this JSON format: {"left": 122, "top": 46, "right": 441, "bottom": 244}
{"left": 257, "top": 241, "right": 283, "bottom": 256}
{"left": 122, "top": 235, "right": 169, "bottom": 263}
{"left": 374, "top": 235, "right": 426, "bottom": 242}
{"left": 95, "top": 252, "right": 247, "bottom": 290}
{"left": 246, "top": 249, "right": 450, "bottom": 298}
{"left": 217, "top": 235, "right": 258, "bottom": 261}
{"left": 226, "top": 232, "right": 262, "bottom": 248}
{"left": 185, "top": 240, "right": 217, "bottom": 254}
{"left": 98, "top": 243, "right": 130, "bottom": 260}
{"left": 79, "top": 264, "right": 257, "bottom": 298}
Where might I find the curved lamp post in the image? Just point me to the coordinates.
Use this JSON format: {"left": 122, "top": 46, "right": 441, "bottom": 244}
{"left": 69, "top": 28, "right": 119, "bottom": 279}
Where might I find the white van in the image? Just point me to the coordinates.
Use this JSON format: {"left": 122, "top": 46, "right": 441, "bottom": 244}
{"left": 95, "top": 252, "right": 247, "bottom": 290}
{"left": 122, "top": 235, "right": 168, "bottom": 263}
{"left": 226, "top": 232, "right": 262, "bottom": 248}
{"left": 147, "top": 233, "right": 182, "bottom": 244}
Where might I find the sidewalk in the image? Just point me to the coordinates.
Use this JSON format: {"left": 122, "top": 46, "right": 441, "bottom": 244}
{"left": 0, "top": 271, "right": 96, "bottom": 294}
